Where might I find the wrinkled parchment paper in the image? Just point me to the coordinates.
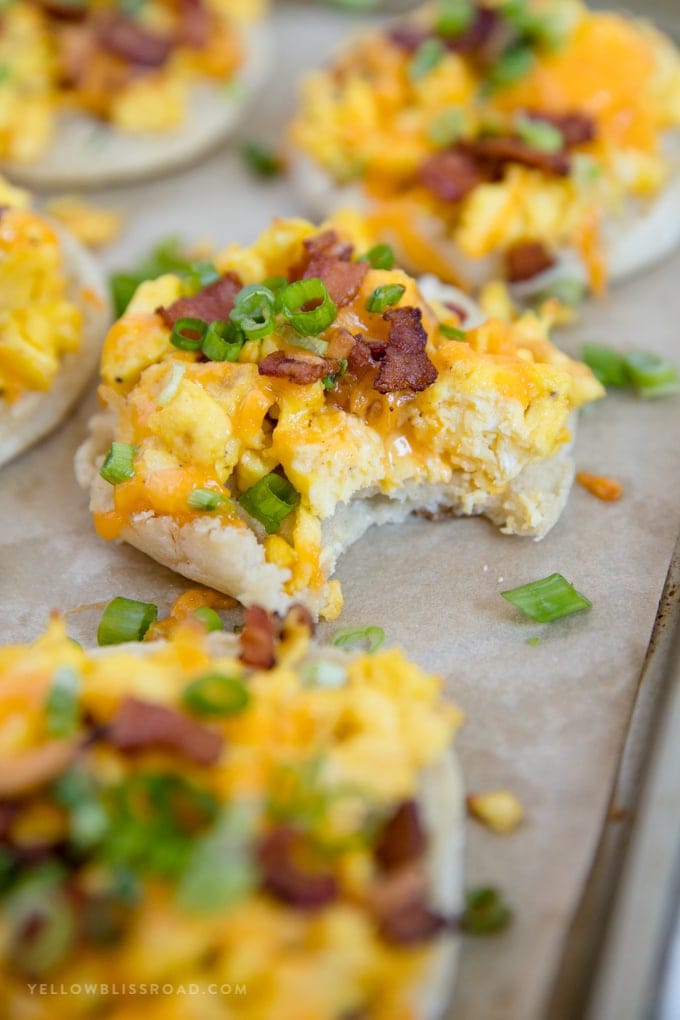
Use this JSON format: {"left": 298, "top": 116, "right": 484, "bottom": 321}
{"left": 1, "top": 5, "right": 680, "bottom": 1019}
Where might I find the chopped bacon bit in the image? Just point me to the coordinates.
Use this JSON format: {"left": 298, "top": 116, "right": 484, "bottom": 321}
{"left": 108, "top": 697, "right": 223, "bottom": 765}
{"left": 38, "top": 0, "right": 87, "bottom": 20}
{"left": 419, "top": 150, "right": 483, "bottom": 204}
{"left": 258, "top": 351, "right": 337, "bottom": 386}
{"left": 97, "top": 13, "right": 173, "bottom": 67}
{"left": 0, "top": 803, "right": 18, "bottom": 839}
{"left": 283, "top": 603, "right": 316, "bottom": 636}
{"left": 369, "top": 862, "right": 445, "bottom": 945}
{"left": 387, "top": 23, "right": 430, "bottom": 52}
{"left": 0, "top": 741, "right": 79, "bottom": 799}
{"left": 305, "top": 230, "right": 354, "bottom": 263}
{"left": 176, "top": 0, "right": 210, "bottom": 49}
{"left": 258, "top": 826, "right": 338, "bottom": 909}
{"left": 576, "top": 472, "right": 623, "bottom": 502}
{"left": 460, "top": 137, "right": 571, "bottom": 177}
{"left": 156, "top": 272, "right": 242, "bottom": 330}
{"left": 239, "top": 605, "right": 276, "bottom": 669}
{"left": 525, "top": 110, "right": 597, "bottom": 147}
{"left": 304, "top": 258, "right": 369, "bottom": 308}
{"left": 505, "top": 241, "right": 555, "bottom": 283}
{"left": 375, "top": 801, "right": 427, "bottom": 871}
{"left": 290, "top": 230, "right": 368, "bottom": 308}
{"left": 374, "top": 307, "right": 437, "bottom": 394}
{"left": 450, "top": 5, "right": 509, "bottom": 61}
{"left": 347, "top": 336, "right": 377, "bottom": 377}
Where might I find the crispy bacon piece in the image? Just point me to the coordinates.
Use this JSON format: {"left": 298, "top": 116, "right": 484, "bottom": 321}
{"left": 176, "top": 0, "right": 210, "bottom": 49}
{"left": 292, "top": 230, "right": 369, "bottom": 308}
{"left": 258, "top": 351, "right": 338, "bottom": 386}
{"left": 97, "top": 13, "right": 173, "bottom": 67}
{"left": 374, "top": 307, "right": 437, "bottom": 394}
{"left": 304, "top": 257, "right": 369, "bottom": 309}
{"left": 505, "top": 241, "right": 555, "bottom": 283}
{"left": 461, "top": 136, "right": 570, "bottom": 177}
{"left": 283, "top": 603, "right": 316, "bottom": 636}
{"left": 239, "top": 605, "right": 276, "bottom": 669}
{"left": 108, "top": 697, "right": 223, "bottom": 766}
{"left": 156, "top": 273, "right": 242, "bottom": 330}
{"left": 258, "top": 826, "right": 338, "bottom": 909}
{"left": 38, "top": 0, "right": 87, "bottom": 21}
{"left": 375, "top": 800, "right": 427, "bottom": 871}
{"left": 447, "top": 5, "right": 507, "bottom": 59}
{"left": 347, "top": 336, "right": 377, "bottom": 377}
{"left": 525, "top": 110, "right": 597, "bottom": 147}
{"left": 387, "top": 23, "right": 430, "bottom": 52}
{"left": 369, "top": 862, "right": 446, "bottom": 945}
{"left": 419, "top": 149, "right": 483, "bottom": 204}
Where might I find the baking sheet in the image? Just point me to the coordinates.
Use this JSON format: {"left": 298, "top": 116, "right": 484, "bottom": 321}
{"left": 1, "top": 4, "right": 680, "bottom": 1019}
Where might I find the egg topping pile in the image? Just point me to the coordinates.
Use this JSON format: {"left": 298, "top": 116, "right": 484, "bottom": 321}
{"left": 290, "top": 0, "right": 680, "bottom": 290}
{"left": 0, "top": 179, "right": 83, "bottom": 405}
{"left": 0, "top": 609, "right": 461, "bottom": 1020}
{"left": 0, "top": 0, "right": 264, "bottom": 163}
{"left": 91, "top": 217, "right": 602, "bottom": 619}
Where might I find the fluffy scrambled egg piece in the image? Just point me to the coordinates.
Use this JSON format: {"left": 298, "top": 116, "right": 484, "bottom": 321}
{"left": 93, "top": 217, "right": 602, "bottom": 618}
{"left": 0, "top": 614, "right": 461, "bottom": 1020}
{"left": 0, "top": 178, "right": 82, "bottom": 403}
{"left": 45, "top": 195, "right": 123, "bottom": 250}
{"left": 290, "top": 0, "right": 680, "bottom": 288}
{"left": 0, "top": 0, "right": 262, "bottom": 161}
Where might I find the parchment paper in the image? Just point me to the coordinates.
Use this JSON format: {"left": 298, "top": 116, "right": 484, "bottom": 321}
{"left": 1, "top": 5, "right": 679, "bottom": 1019}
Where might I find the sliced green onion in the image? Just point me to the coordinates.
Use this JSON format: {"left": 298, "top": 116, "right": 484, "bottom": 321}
{"left": 192, "top": 607, "right": 223, "bottom": 633}
{"left": 427, "top": 108, "right": 465, "bottom": 147}
{"left": 157, "top": 363, "right": 186, "bottom": 406}
{"left": 182, "top": 261, "right": 219, "bottom": 296}
{"left": 409, "top": 38, "right": 446, "bottom": 82}
{"left": 622, "top": 352, "right": 680, "bottom": 399}
{"left": 182, "top": 673, "right": 249, "bottom": 717}
{"left": 97, "top": 597, "right": 158, "bottom": 646}
{"left": 238, "top": 471, "right": 300, "bottom": 534}
{"left": 170, "top": 316, "right": 207, "bottom": 351}
{"left": 501, "top": 573, "right": 591, "bottom": 623}
{"left": 6, "top": 867, "right": 76, "bottom": 976}
{"left": 99, "top": 442, "right": 137, "bottom": 486}
{"left": 331, "top": 625, "right": 385, "bottom": 654}
{"left": 487, "top": 45, "right": 535, "bottom": 92}
{"left": 230, "top": 285, "right": 277, "bottom": 340}
{"left": 110, "top": 273, "right": 142, "bottom": 319}
{"left": 515, "top": 114, "right": 563, "bottom": 153}
{"left": 501, "top": 1, "right": 569, "bottom": 51}
{"left": 45, "top": 666, "right": 80, "bottom": 738}
{"left": 110, "top": 236, "right": 199, "bottom": 317}
{"left": 53, "top": 770, "right": 109, "bottom": 849}
{"left": 301, "top": 660, "right": 347, "bottom": 689}
{"left": 241, "top": 140, "right": 284, "bottom": 178}
{"left": 359, "top": 244, "right": 395, "bottom": 270}
{"left": 322, "top": 357, "right": 348, "bottom": 389}
{"left": 460, "top": 886, "right": 512, "bottom": 935}
{"left": 262, "top": 275, "right": 288, "bottom": 294}
{"left": 435, "top": 0, "right": 474, "bottom": 38}
{"left": 440, "top": 324, "right": 467, "bottom": 340}
{"left": 289, "top": 334, "right": 329, "bottom": 356}
{"left": 201, "top": 320, "right": 245, "bottom": 362}
{"left": 187, "top": 488, "right": 226, "bottom": 511}
{"left": 366, "top": 284, "right": 406, "bottom": 313}
{"left": 177, "top": 805, "right": 257, "bottom": 912}
{"left": 280, "top": 278, "right": 337, "bottom": 335}
{"left": 535, "top": 277, "right": 586, "bottom": 307}
{"left": 580, "top": 344, "right": 629, "bottom": 388}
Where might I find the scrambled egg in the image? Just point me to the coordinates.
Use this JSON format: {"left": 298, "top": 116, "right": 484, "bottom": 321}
{"left": 290, "top": 0, "right": 680, "bottom": 288}
{"left": 0, "top": 178, "right": 82, "bottom": 404}
{"left": 0, "top": 615, "right": 461, "bottom": 1020}
{"left": 93, "top": 216, "right": 602, "bottom": 619}
{"left": 0, "top": 0, "right": 264, "bottom": 161}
